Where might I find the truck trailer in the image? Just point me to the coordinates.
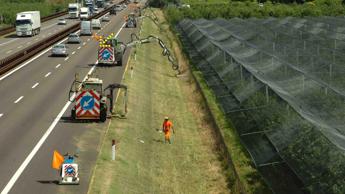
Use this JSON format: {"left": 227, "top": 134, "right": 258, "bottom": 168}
{"left": 16, "top": 11, "right": 41, "bottom": 37}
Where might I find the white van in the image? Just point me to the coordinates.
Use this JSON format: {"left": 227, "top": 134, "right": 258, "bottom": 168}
{"left": 80, "top": 21, "right": 91, "bottom": 35}
{"left": 91, "top": 19, "right": 101, "bottom": 29}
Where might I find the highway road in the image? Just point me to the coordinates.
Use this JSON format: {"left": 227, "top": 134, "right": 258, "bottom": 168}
{"left": 0, "top": 14, "right": 81, "bottom": 60}
{"left": 0, "top": 6, "right": 136, "bottom": 194}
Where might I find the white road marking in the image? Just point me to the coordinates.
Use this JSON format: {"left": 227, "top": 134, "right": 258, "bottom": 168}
{"left": 35, "top": 38, "right": 39, "bottom": 41}
{"left": 72, "top": 51, "right": 76, "bottom": 55}
{"left": 17, "top": 46, "right": 22, "bottom": 49}
{"left": 1, "top": 23, "right": 126, "bottom": 194}
{"left": 6, "top": 50, "right": 12, "bottom": 54}
{"left": 0, "top": 38, "right": 19, "bottom": 47}
{"left": 44, "top": 72, "right": 51, "bottom": 77}
{"left": 31, "top": 82, "right": 39, "bottom": 88}
{"left": 87, "top": 39, "right": 90, "bottom": 42}
{"left": 48, "top": 32, "right": 52, "bottom": 35}
{"left": 26, "top": 42, "right": 31, "bottom": 45}
{"left": 77, "top": 46, "right": 81, "bottom": 49}
{"left": 55, "top": 64, "right": 61, "bottom": 68}
{"left": 64, "top": 57, "right": 69, "bottom": 61}
{"left": 41, "top": 22, "right": 58, "bottom": 30}
{"left": 83, "top": 42, "right": 86, "bottom": 46}
{"left": 0, "top": 113, "right": 3, "bottom": 118}
{"left": 14, "top": 96, "right": 24, "bottom": 104}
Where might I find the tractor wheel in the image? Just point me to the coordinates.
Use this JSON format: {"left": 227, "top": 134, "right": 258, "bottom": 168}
{"left": 71, "top": 108, "right": 76, "bottom": 120}
{"left": 100, "top": 107, "right": 107, "bottom": 122}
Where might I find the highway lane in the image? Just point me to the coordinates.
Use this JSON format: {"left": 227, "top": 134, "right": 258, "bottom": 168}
{"left": 0, "top": 15, "right": 80, "bottom": 59}
{"left": 0, "top": 6, "right": 136, "bottom": 194}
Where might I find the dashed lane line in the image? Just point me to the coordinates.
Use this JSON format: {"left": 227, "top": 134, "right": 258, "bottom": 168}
{"left": 31, "top": 83, "right": 39, "bottom": 89}
{"left": 44, "top": 72, "right": 51, "bottom": 77}
{"left": 83, "top": 42, "right": 86, "bottom": 46}
{"left": 77, "top": 46, "right": 81, "bottom": 50}
{"left": 6, "top": 50, "right": 12, "bottom": 54}
{"left": 72, "top": 51, "right": 76, "bottom": 55}
{"left": 64, "top": 57, "right": 69, "bottom": 61}
{"left": 17, "top": 46, "right": 22, "bottom": 49}
{"left": 14, "top": 96, "right": 24, "bottom": 104}
{"left": 55, "top": 64, "right": 61, "bottom": 68}
{"left": 0, "top": 113, "right": 3, "bottom": 118}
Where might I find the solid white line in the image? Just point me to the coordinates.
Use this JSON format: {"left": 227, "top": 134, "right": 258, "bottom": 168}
{"left": 6, "top": 50, "right": 12, "bottom": 54}
{"left": 0, "top": 113, "right": 3, "bottom": 118}
{"left": 31, "top": 82, "right": 39, "bottom": 89}
{"left": 83, "top": 42, "right": 86, "bottom": 46}
{"left": 0, "top": 31, "right": 81, "bottom": 82}
{"left": 14, "top": 96, "right": 24, "bottom": 104}
{"left": 77, "top": 46, "right": 81, "bottom": 50}
{"left": 1, "top": 24, "right": 125, "bottom": 194}
{"left": 64, "top": 57, "right": 69, "bottom": 61}
{"left": 55, "top": 64, "right": 61, "bottom": 68}
{"left": 44, "top": 72, "right": 51, "bottom": 77}
{"left": 72, "top": 51, "right": 76, "bottom": 55}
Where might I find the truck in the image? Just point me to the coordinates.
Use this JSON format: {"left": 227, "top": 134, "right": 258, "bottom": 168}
{"left": 98, "top": 36, "right": 125, "bottom": 66}
{"left": 79, "top": 7, "right": 90, "bottom": 20}
{"left": 15, "top": 11, "right": 41, "bottom": 37}
{"left": 68, "top": 3, "right": 81, "bottom": 19}
{"left": 85, "top": 0, "right": 95, "bottom": 15}
{"left": 80, "top": 21, "right": 92, "bottom": 36}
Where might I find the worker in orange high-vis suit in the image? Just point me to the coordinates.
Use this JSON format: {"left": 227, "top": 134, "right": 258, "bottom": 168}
{"left": 162, "top": 116, "right": 174, "bottom": 144}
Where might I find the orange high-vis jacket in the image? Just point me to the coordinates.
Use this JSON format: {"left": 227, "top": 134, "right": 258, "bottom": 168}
{"left": 163, "top": 121, "right": 173, "bottom": 133}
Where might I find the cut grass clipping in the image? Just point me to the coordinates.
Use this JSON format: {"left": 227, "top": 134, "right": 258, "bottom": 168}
{"left": 88, "top": 10, "right": 230, "bottom": 194}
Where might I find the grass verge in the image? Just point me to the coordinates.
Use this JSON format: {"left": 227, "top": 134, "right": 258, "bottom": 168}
{"left": 163, "top": 11, "right": 272, "bottom": 194}
{"left": 88, "top": 9, "right": 230, "bottom": 194}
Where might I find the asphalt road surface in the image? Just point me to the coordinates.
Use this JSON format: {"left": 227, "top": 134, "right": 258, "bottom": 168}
{"left": 0, "top": 14, "right": 81, "bottom": 60}
{"left": 0, "top": 5, "right": 136, "bottom": 194}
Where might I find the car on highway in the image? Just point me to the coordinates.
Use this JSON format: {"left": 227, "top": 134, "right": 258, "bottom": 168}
{"left": 94, "top": 7, "right": 100, "bottom": 14}
{"left": 51, "top": 44, "right": 68, "bottom": 56}
{"left": 67, "top": 33, "right": 81, "bottom": 44}
{"left": 114, "top": 5, "right": 122, "bottom": 11}
{"left": 58, "top": 18, "right": 67, "bottom": 25}
{"left": 91, "top": 19, "right": 101, "bottom": 29}
{"left": 102, "top": 15, "right": 110, "bottom": 22}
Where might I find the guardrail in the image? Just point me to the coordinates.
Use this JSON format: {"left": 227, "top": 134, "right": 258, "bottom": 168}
{"left": 0, "top": 4, "right": 118, "bottom": 75}
{"left": 0, "top": 10, "right": 68, "bottom": 37}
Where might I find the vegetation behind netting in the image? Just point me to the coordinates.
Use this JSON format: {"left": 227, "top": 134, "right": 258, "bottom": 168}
{"left": 0, "top": 0, "right": 71, "bottom": 26}
{"left": 158, "top": 0, "right": 345, "bottom": 24}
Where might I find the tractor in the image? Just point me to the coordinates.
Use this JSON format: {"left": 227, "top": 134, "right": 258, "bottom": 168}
{"left": 70, "top": 75, "right": 108, "bottom": 122}
{"left": 125, "top": 13, "right": 137, "bottom": 28}
{"left": 69, "top": 74, "right": 128, "bottom": 122}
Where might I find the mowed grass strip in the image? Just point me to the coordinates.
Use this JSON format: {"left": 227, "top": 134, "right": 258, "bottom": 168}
{"left": 88, "top": 10, "right": 230, "bottom": 194}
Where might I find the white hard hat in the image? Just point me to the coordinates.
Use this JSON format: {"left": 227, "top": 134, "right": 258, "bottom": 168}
{"left": 164, "top": 116, "right": 169, "bottom": 120}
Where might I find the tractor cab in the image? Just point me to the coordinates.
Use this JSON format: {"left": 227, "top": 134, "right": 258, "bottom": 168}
{"left": 82, "top": 77, "right": 103, "bottom": 94}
